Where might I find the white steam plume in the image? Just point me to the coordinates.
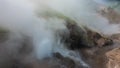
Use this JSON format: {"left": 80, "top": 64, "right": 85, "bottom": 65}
{"left": 0, "top": 1, "right": 120, "bottom": 67}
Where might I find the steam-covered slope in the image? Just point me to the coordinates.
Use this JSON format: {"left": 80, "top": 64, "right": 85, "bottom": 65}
{"left": 0, "top": 0, "right": 120, "bottom": 68}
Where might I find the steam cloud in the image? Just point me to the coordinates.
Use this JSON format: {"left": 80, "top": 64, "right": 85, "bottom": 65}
{"left": 0, "top": 0, "right": 120, "bottom": 63}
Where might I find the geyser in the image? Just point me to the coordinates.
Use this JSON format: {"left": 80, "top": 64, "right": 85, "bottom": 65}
{"left": 0, "top": 0, "right": 120, "bottom": 68}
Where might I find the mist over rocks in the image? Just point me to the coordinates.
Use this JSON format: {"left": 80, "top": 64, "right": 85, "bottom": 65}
{"left": 0, "top": 0, "right": 120, "bottom": 68}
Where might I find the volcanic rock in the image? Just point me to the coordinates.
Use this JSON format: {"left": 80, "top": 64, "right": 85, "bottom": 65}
{"left": 60, "top": 21, "right": 113, "bottom": 50}
{"left": 106, "top": 48, "right": 120, "bottom": 68}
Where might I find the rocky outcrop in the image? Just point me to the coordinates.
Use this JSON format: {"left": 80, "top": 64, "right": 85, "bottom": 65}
{"left": 99, "top": 7, "right": 120, "bottom": 23}
{"left": 53, "top": 53, "right": 76, "bottom": 68}
{"left": 60, "top": 21, "right": 113, "bottom": 50}
{"left": 106, "top": 48, "right": 120, "bottom": 68}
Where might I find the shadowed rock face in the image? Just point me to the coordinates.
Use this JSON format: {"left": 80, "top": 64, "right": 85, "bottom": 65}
{"left": 59, "top": 21, "right": 113, "bottom": 50}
